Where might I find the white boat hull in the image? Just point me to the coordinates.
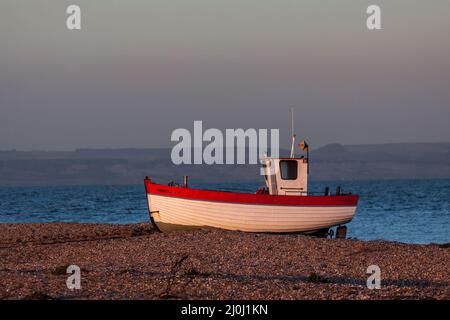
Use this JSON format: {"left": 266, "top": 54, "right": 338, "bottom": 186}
{"left": 147, "top": 193, "right": 357, "bottom": 233}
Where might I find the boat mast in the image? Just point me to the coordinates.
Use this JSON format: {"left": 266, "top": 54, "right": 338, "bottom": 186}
{"left": 290, "top": 107, "right": 296, "bottom": 158}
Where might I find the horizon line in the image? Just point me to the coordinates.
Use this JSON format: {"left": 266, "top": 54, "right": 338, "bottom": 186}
{"left": 1, "top": 141, "right": 450, "bottom": 153}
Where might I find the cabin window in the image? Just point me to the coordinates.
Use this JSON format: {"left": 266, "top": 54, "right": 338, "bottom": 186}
{"left": 279, "top": 160, "right": 298, "bottom": 180}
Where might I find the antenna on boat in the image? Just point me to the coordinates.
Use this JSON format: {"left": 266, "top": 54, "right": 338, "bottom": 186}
{"left": 290, "top": 107, "right": 296, "bottom": 158}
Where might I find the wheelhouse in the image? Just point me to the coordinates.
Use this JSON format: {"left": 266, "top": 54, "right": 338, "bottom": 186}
{"left": 262, "top": 157, "right": 309, "bottom": 196}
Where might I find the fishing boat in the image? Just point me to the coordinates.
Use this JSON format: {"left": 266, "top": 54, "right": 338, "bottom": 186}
{"left": 144, "top": 134, "right": 359, "bottom": 238}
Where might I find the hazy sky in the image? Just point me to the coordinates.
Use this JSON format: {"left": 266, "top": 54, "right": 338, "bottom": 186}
{"left": 1, "top": 0, "right": 449, "bottom": 150}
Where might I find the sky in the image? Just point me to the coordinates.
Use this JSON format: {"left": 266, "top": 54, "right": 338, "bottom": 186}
{"left": 1, "top": 0, "right": 449, "bottom": 150}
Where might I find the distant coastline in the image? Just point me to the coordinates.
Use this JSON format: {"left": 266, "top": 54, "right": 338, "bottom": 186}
{"left": 1, "top": 142, "right": 449, "bottom": 186}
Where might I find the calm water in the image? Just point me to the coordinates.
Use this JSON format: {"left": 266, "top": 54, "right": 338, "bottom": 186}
{"left": 0, "top": 179, "right": 449, "bottom": 244}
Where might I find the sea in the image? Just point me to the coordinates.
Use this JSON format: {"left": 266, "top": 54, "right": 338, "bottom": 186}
{"left": 0, "top": 179, "right": 449, "bottom": 244}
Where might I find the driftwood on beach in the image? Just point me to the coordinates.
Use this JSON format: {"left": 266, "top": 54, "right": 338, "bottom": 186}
{"left": 0, "top": 223, "right": 448, "bottom": 300}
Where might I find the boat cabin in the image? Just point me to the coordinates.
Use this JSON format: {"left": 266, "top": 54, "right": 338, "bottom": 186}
{"left": 262, "top": 157, "right": 309, "bottom": 196}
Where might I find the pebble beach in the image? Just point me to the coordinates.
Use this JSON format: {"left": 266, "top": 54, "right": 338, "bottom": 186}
{"left": 0, "top": 223, "right": 448, "bottom": 300}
